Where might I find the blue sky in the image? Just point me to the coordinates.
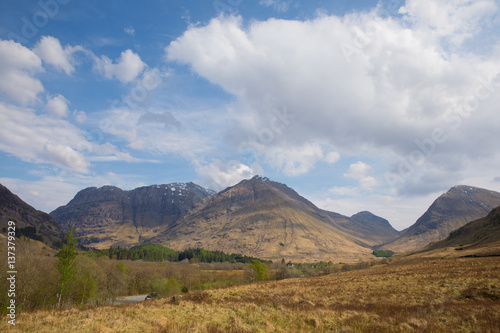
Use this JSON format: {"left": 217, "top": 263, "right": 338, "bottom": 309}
{"left": 1, "top": 0, "right": 500, "bottom": 230}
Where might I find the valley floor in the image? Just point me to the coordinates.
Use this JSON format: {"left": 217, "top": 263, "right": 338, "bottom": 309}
{"left": 4, "top": 256, "right": 500, "bottom": 332}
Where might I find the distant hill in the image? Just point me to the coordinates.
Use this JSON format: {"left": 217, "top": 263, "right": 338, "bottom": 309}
{"left": 148, "top": 176, "right": 398, "bottom": 262}
{"left": 382, "top": 185, "right": 500, "bottom": 253}
{"left": 348, "top": 211, "right": 400, "bottom": 245}
{"left": 50, "top": 183, "right": 215, "bottom": 248}
{"left": 0, "top": 183, "right": 62, "bottom": 247}
{"left": 426, "top": 206, "right": 500, "bottom": 252}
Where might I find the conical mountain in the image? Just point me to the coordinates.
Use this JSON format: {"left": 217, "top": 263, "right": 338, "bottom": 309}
{"left": 150, "top": 176, "right": 390, "bottom": 262}
{"left": 348, "top": 211, "right": 400, "bottom": 245}
{"left": 382, "top": 185, "right": 500, "bottom": 253}
{"left": 50, "top": 183, "right": 215, "bottom": 248}
{"left": 0, "top": 183, "right": 62, "bottom": 247}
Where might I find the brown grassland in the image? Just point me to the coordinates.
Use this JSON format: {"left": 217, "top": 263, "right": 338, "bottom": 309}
{"left": 3, "top": 256, "right": 500, "bottom": 332}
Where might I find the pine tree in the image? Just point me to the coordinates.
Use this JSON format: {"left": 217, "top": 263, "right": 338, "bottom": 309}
{"left": 56, "top": 225, "right": 78, "bottom": 308}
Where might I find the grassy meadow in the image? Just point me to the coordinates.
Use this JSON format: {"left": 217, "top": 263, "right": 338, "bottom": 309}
{"left": 3, "top": 256, "right": 500, "bottom": 332}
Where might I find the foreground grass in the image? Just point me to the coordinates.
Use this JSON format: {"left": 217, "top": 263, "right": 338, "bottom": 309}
{"left": 4, "top": 257, "right": 500, "bottom": 332}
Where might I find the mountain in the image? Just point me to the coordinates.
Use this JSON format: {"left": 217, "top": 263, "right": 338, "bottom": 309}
{"left": 148, "top": 176, "right": 398, "bottom": 262}
{"left": 0, "top": 183, "right": 62, "bottom": 247}
{"left": 426, "top": 206, "right": 500, "bottom": 253}
{"left": 50, "top": 183, "right": 215, "bottom": 248}
{"left": 382, "top": 185, "right": 500, "bottom": 253}
{"left": 348, "top": 211, "right": 400, "bottom": 245}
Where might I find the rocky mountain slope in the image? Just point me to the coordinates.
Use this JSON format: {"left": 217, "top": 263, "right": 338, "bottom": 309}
{"left": 148, "top": 176, "right": 399, "bottom": 262}
{"left": 0, "top": 183, "right": 62, "bottom": 247}
{"left": 382, "top": 185, "right": 500, "bottom": 253}
{"left": 426, "top": 206, "right": 500, "bottom": 252}
{"left": 50, "top": 183, "right": 215, "bottom": 248}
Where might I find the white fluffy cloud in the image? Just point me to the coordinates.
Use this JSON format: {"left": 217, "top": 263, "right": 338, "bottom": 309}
{"left": 33, "top": 36, "right": 82, "bottom": 74}
{"left": 345, "top": 161, "right": 378, "bottom": 190}
{"left": 0, "top": 39, "right": 44, "bottom": 104}
{"left": 0, "top": 102, "right": 90, "bottom": 173}
{"left": 265, "top": 142, "right": 339, "bottom": 176}
{"left": 0, "top": 102, "right": 136, "bottom": 174}
{"left": 195, "top": 159, "right": 258, "bottom": 191}
{"left": 95, "top": 49, "right": 146, "bottom": 83}
{"left": 46, "top": 94, "right": 69, "bottom": 117}
{"left": 166, "top": 6, "right": 500, "bottom": 196}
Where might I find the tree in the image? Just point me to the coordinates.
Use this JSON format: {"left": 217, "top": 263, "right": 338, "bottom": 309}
{"left": 56, "top": 226, "right": 78, "bottom": 308}
{"left": 246, "top": 260, "right": 269, "bottom": 282}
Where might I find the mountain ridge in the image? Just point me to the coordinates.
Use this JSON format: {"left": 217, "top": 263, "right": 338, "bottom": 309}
{"left": 50, "top": 182, "right": 215, "bottom": 248}
{"left": 382, "top": 185, "right": 500, "bottom": 253}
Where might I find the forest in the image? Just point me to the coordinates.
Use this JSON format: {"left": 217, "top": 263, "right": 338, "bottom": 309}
{"left": 88, "top": 243, "right": 266, "bottom": 264}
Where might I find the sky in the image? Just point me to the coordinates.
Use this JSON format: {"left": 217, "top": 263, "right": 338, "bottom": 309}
{"left": 0, "top": 0, "right": 500, "bottom": 230}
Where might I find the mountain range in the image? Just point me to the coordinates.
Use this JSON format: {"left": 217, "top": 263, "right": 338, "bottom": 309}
{"left": 3, "top": 177, "right": 500, "bottom": 262}
{"left": 49, "top": 176, "right": 400, "bottom": 261}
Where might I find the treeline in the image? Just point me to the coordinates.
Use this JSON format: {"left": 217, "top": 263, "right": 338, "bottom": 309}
{"left": 13, "top": 226, "right": 44, "bottom": 242}
{"left": 87, "top": 244, "right": 265, "bottom": 264}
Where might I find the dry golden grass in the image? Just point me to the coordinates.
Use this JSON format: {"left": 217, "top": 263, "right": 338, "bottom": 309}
{"left": 4, "top": 257, "right": 500, "bottom": 332}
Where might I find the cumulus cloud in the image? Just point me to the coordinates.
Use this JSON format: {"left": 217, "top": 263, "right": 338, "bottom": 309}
{"left": 45, "top": 94, "right": 69, "bottom": 117}
{"left": 265, "top": 142, "right": 338, "bottom": 176}
{"left": 195, "top": 159, "right": 258, "bottom": 191}
{"left": 165, "top": 8, "right": 500, "bottom": 197}
{"left": 0, "top": 39, "right": 44, "bottom": 104}
{"left": 0, "top": 102, "right": 135, "bottom": 173}
{"left": 345, "top": 161, "right": 378, "bottom": 190}
{"left": 94, "top": 49, "right": 145, "bottom": 83}
{"left": 33, "top": 36, "right": 83, "bottom": 74}
{"left": 42, "top": 141, "right": 89, "bottom": 173}
{"left": 0, "top": 102, "right": 90, "bottom": 173}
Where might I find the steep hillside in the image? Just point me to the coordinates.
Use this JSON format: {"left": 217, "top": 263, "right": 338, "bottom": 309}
{"left": 51, "top": 183, "right": 214, "bottom": 248}
{"left": 149, "top": 176, "right": 395, "bottom": 262}
{"left": 426, "top": 206, "right": 500, "bottom": 252}
{"left": 382, "top": 185, "right": 500, "bottom": 253}
{"left": 0, "top": 183, "right": 62, "bottom": 247}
